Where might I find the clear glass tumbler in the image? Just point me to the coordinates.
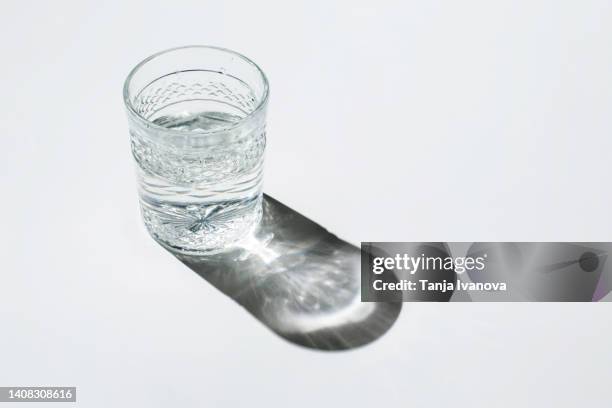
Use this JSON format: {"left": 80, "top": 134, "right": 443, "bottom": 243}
{"left": 123, "top": 46, "right": 268, "bottom": 254}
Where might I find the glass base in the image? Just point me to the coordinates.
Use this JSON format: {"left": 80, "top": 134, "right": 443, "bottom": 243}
{"left": 140, "top": 195, "right": 263, "bottom": 255}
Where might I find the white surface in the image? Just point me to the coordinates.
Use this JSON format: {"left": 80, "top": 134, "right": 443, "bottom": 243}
{"left": 2, "top": 0, "right": 612, "bottom": 406}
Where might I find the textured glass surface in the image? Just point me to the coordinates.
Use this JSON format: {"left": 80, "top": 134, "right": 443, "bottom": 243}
{"left": 124, "top": 46, "right": 269, "bottom": 254}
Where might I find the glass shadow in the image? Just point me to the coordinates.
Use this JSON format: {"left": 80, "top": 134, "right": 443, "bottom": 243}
{"left": 164, "top": 195, "right": 402, "bottom": 351}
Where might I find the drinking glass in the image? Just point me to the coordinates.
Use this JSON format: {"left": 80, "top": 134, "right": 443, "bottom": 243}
{"left": 123, "top": 46, "right": 268, "bottom": 254}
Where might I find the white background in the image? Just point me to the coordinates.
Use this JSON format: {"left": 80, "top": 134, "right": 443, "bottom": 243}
{"left": 2, "top": 0, "right": 612, "bottom": 406}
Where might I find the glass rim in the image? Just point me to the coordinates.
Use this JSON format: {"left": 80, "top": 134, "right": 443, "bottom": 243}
{"left": 123, "top": 45, "right": 269, "bottom": 136}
